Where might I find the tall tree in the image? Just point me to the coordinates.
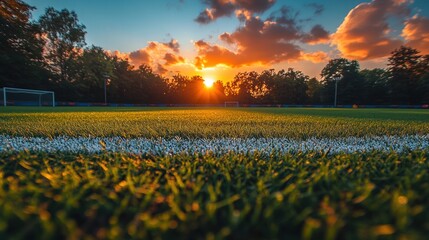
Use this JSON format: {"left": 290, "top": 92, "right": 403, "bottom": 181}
{"left": 321, "top": 58, "right": 364, "bottom": 105}
{"left": 210, "top": 80, "right": 226, "bottom": 104}
{"left": 269, "top": 69, "right": 309, "bottom": 104}
{"left": 416, "top": 54, "right": 429, "bottom": 104}
{"left": 360, "top": 68, "right": 389, "bottom": 104}
{"left": 387, "top": 46, "right": 421, "bottom": 104}
{"left": 306, "top": 78, "right": 322, "bottom": 104}
{"left": 75, "top": 46, "right": 114, "bottom": 102}
{"left": 256, "top": 69, "right": 276, "bottom": 103}
{"left": 418, "top": 71, "right": 429, "bottom": 104}
{"left": 229, "top": 71, "right": 260, "bottom": 104}
{"left": 38, "top": 7, "right": 86, "bottom": 85}
{"left": 134, "top": 64, "right": 168, "bottom": 104}
{"left": 0, "top": 0, "right": 49, "bottom": 88}
{"left": 167, "top": 74, "right": 191, "bottom": 104}
{"left": 109, "top": 57, "right": 135, "bottom": 103}
{"left": 183, "top": 76, "right": 205, "bottom": 104}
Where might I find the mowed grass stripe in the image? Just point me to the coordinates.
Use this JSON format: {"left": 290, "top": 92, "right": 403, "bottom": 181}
{"left": 0, "top": 151, "right": 428, "bottom": 239}
{"left": 1, "top": 107, "right": 428, "bottom": 138}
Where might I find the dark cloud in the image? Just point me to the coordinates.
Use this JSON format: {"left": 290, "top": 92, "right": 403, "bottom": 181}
{"left": 306, "top": 3, "right": 324, "bottom": 16}
{"left": 219, "top": 32, "right": 235, "bottom": 44}
{"left": 269, "top": 4, "right": 324, "bottom": 26}
{"left": 195, "top": 0, "right": 236, "bottom": 24}
{"left": 195, "top": 0, "right": 275, "bottom": 24}
{"left": 301, "top": 24, "right": 330, "bottom": 44}
{"left": 236, "top": 0, "right": 276, "bottom": 13}
{"left": 268, "top": 6, "right": 299, "bottom": 28}
{"left": 163, "top": 39, "right": 180, "bottom": 52}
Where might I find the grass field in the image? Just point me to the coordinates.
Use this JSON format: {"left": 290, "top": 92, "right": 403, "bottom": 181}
{"left": 1, "top": 107, "right": 428, "bottom": 138}
{"left": 1, "top": 107, "right": 429, "bottom": 239}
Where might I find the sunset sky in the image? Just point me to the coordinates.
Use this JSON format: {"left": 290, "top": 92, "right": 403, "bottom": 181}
{"left": 26, "top": 0, "right": 429, "bottom": 82}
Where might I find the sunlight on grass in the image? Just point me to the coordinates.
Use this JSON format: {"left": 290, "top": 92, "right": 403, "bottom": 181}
{"left": 0, "top": 107, "right": 428, "bottom": 138}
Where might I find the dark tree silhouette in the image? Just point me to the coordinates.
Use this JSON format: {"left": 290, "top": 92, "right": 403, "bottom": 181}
{"left": 269, "top": 68, "right": 309, "bottom": 104}
{"left": 388, "top": 46, "right": 421, "bottom": 104}
{"left": 109, "top": 57, "right": 135, "bottom": 103}
{"left": 128, "top": 64, "right": 168, "bottom": 104}
{"left": 306, "top": 78, "right": 322, "bottom": 104}
{"left": 417, "top": 55, "right": 429, "bottom": 104}
{"left": 75, "top": 46, "right": 114, "bottom": 102}
{"left": 321, "top": 58, "right": 364, "bottom": 105}
{"left": 167, "top": 74, "right": 191, "bottom": 104}
{"left": 228, "top": 71, "right": 260, "bottom": 104}
{"left": 0, "top": 0, "right": 49, "bottom": 89}
{"left": 360, "top": 68, "right": 389, "bottom": 105}
{"left": 38, "top": 8, "right": 86, "bottom": 84}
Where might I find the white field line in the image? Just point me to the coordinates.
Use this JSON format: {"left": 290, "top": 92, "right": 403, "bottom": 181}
{"left": 1, "top": 135, "right": 428, "bottom": 155}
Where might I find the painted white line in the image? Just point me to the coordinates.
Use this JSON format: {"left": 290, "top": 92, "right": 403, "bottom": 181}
{"left": 1, "top": 135, "right": 428, "bottom": 155}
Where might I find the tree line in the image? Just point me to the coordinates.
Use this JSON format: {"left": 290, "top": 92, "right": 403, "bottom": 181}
{"left": 1, "top": 1, "right": 429, "bottom": 105}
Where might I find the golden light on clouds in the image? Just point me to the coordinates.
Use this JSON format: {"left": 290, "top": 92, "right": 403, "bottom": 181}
{"left": 104, "top": 0, "right": 429, "bottom": 82}
{"left": 402, "top": 15, "right": 429, "bottom": 54}
{"left": 332, "top": 0, "right": 408, "bottom": 60}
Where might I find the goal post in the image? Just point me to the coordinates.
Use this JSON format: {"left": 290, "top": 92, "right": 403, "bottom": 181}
{"left": 224, "top": 101, "right": 239, "bottom": 107}
{"left": 1, "top": 87, "right": 55, "bottom": 107}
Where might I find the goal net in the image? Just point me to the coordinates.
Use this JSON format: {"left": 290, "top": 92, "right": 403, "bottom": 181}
{"left": 224, "top": 101, "right": 239, "bottom": 107}
{"left": 1, "top": 87, "right": 55, "bottom": 107}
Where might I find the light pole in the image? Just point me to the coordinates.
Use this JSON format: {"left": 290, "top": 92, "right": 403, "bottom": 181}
{"left": 104, "top": 74, "right": 110, "bottom": 105}
{"left": 334, "top": 77, "right": 340, "bottom": 107}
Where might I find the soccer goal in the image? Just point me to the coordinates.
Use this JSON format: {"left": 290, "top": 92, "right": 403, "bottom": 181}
{"left": 224, "top": 101, "right": 239, "bottom": 107}
{"left": 1, "top": 87, "right": 55, "bottom": 107}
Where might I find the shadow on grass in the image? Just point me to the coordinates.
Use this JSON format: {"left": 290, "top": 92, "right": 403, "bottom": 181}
{"left": 1, "top": 106, "right": 428, "bottom": 122}
{"left": 237, "top": 107, "right": 429, "bottom": 122}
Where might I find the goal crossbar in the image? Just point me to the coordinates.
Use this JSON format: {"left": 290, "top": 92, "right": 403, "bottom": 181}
{"left": 1, "top": 87, "right": 55, "bottom": 107}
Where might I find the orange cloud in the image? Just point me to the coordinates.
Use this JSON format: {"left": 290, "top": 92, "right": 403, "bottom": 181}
{"left": 156, "top": 63, "right": 168, "bottom": 75}
{"left": 194, "top": 11, "right": 332, "bottom": 69}
{"left": 164, "top": 53, "right": 185, "bottom": 66}
{"left": 110, "top": 50, "right": 129, "bottom": 60}
{"left": 402, "top": 15, "right": 429, "bottom": 54}
{"left": 195, "top": 16, "right": 304, "bottom": 68}
{"left": 129, "top": 49, "right": 150, "bottom": 66}
{"left": 333, "top": 0, "right": 410, "bottom": 60}
{"left": 235, "top": 9, "right": 252, "bottom": 21}
{"left": 194, "top": 40, "right": 239, "bottom": 68}
{"left": 301, "top": 51, "right": 329, "bottom": 63}
{"left": 108, "top": 39, "right": 186, "bottom": 74}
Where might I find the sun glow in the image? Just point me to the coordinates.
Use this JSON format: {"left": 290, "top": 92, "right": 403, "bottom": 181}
{"left": 203, "top": 78, "right": 215, "bottom": 88}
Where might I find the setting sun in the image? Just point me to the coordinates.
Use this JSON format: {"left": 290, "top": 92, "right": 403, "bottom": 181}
{"left": 203, "top": 78, "right": 215, "bottom": 88}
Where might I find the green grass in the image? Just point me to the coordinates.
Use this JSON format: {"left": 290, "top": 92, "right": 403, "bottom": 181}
{"left": 1, "top": 107, "right": 428, "bottom": 138}
{"left": 1, "top": 151, "right": 428, "bottom": 239}
{"left": 1, "top": 107, "right": 429, "bottom": 239}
